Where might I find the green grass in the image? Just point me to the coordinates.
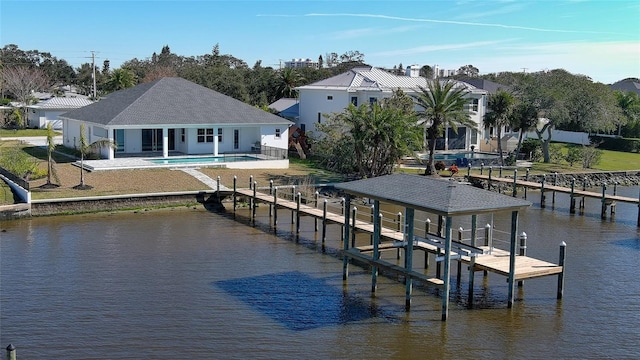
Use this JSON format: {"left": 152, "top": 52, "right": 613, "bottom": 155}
{"left": 0, "top": 129, "right": 62, "bottom": 137}
{"left": 0, "top": 181, "right": 14, "bottom": 205}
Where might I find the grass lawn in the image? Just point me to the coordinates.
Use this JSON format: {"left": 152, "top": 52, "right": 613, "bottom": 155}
{"left": 0, "top": 129, "right": 62, "bottom": 137}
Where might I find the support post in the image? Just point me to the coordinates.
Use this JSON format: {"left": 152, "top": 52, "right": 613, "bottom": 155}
{"left": 273, "top": 187, "right": 278, "bottom": 227}
{"left": 340, "top": 198, "right": 345, "bottom": 240}
{"left": 467, "top": 165, "right": 471, "bottom": 178}
{"left": 424, "top": 218, "right": 431, "bottom": 269}
{"left": 351, "top": 207, "right": 358, "bottom": 248}
{"left": 396, "top": 212, "right": 402, "bottom": 259}
{"left": 5, "top": 344, "right": 16, "bottom": 360}
{"left": 371, "top": 200, "right": 381, "bottom": 293}
{"left": 269, "top": 180, "right": 273, "bottom": 217}
{"left": 540, "top": 174, "right": 546, "bottom": 208}
{"left": 342, "top": 196, "right": 352, "bottom": 280}
{"left": 507, "top": 211, "right": 519, "bottom": 308}
{"left": 468, "top": 215, "right": 477, "bottom": 308}
{"left": 570, "top": 178, "right": 576, "bottom": 214}
{"left": 480, "top": 163, "right": 484, "bottom": 175}
{"left": 512, "top": 169, "right": 518, "bottom": 197}
{"left": 321, "top": 200, "right": 327, "bottom": 244}
{"left": 601, "top": 182, "right": 608, "bottom": 220}
{"left": 233, "top": 175, "right": 237, "bottom": 212}
{"left": 252, "top": 181, "right": 257, "bottom": 221}
{"left": 580, "top": 177, "right": 588, "bottom": 211}
{"left": 216, "top": 176, "right": 221, "bottom": 203}
{"left": 296, "top": 192, "right": 301, "bottom": 233}
{"left": 524, "top": 168, "right": 530, "bottom": 199}
{"left": 314, "top": 191, "right": 319, "bottom": 231}
{"left": 441, "top": 216, "right": 453, "bottom": 321}
{"left": 553, "top": 172, "right": 558, "bottom": 205}
{"left": 248, "top": 175, "right": 254, "bottom": 210}
{"left": 499, "top": 165, "right": 503, "bottom": 178}
{"left": 291, "top": 186, "right": 296, "bottom": 223}
{"left": 405, "top": 208, "right": 415, "bottom": 310}
{"left": 456, "top": 227, "right": 463, "bottom": 284}
{"left": 518, "top": 232, "right": 527, "bottom": 287}
{"left": 558, "top": 241, "right": 567, "bottom": 299}
{"left": 488, "top": 166, "right": 493, "bottom": 190}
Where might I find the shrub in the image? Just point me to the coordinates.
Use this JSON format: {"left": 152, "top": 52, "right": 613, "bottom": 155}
{"left": 520, "top": 138, "right": 542, "bottom": 160}
{"left": 565, "top": 147, "right": 582, "bottom": 166}
{"left": 582, "top": 146, "right": 603, "bottom": 169}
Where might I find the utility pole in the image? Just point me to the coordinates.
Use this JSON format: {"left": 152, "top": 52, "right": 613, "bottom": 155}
{"left": 91, "top": 51, "right": 97, "bottom": 99}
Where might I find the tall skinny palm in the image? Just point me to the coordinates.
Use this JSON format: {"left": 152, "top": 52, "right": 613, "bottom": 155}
{"left": 44, "top": 122, "right": 60, "bottom": 188}
{"left": 412, "top": 80, "right": 474, "bottom": 175}
{"left": 484, "top": 90, "right": 515, "bottom": 166}
{"left": 75, "top": 123, "right": 115, "bottom": 190}
{"left": 509, "top": 102, "right": 539, "bottom": 159}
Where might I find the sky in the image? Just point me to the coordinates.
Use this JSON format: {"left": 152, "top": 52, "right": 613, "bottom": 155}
{"left": 1, "top": 0, "right": 639, "bottom": 84}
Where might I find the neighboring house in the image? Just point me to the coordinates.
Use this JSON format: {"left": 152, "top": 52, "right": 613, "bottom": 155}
{"left": 59, "top": 77, "right": 293, "bottom": 160}
{"left": 268, "top": 98, "right": 299, "bottom": 121}
{"left": 27, "top": 97, "right": 94, "bottom": 130}
{"left": 284, "top": 58, "right": 319, "bottom": 69}
{"left": 610, "top": 78, "right": 640, "bottom": 95}
{"left": 458, "top": 78, "right": 511, "bottom": 95}
{"left": 296, "top": 66, "right": 488, "bottom": 151}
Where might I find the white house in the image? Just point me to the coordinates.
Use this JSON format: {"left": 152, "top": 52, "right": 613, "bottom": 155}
{"left": 27, "top": 97, "right": 93, "bottom": 129}
{"left": 296, "top": 66, "right": 488, "bottom": 151}
{"left": 59, "top": 77, "right": 293, "bottom": 161}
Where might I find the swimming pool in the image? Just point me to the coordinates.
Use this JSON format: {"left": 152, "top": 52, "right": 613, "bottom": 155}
{"left": 147, "top": 155, "right": 257, "bottom": 165}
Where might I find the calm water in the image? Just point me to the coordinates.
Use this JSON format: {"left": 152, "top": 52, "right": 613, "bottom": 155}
{"left": 2, "top": 187, "right": 640, "bottom": 359}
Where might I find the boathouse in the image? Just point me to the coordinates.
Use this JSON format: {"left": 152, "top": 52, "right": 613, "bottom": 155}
{"left": 334, "top": 173, "right": 565, "bottom": 321}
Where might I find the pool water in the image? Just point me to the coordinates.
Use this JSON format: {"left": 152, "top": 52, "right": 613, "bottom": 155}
{"left": 147, "top": 155, "right": 256, "bottom": 165}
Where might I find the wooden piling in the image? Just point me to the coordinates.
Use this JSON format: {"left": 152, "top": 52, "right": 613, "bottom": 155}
{"left": 232, "top": 175, "right": 237, "bottom": 212}
{"left": 512, "top": 169, "right": 518, "bottom": 197}
{"left": 342, "top": 196, "right": 352, "bottom": 280}
{"left": 273, "top": 187, "right": 278, "bottom": 226}
{"left": 321, "top": 200, "right": 327, "bottom": 244}
{"left": 540, "top": 175, "right": 546, "bottom": 208}
{"left": 552, "top": 172, "right": 558, "bottom": 205}
{"left": 601, "top": 183, "right": 607, "bottom": 219}
{"left": 570, "top": 178, "right": 576, "bottom": 213}
{"left": 405, "top": 208, "right": 415, "bottom": 310}
{"left": 216, "top": 176, "right": 221, "bottom": 202}
{"left": 456, "top": 227, "right": 463, "bottom": 284}
{"left": 314, "top": 191, "right": 319, "bottom": 231}
{"left": 524, "top": 168, "right": 530, "bottom": 199}
{"left": 441, "top": 216, "right": 453, "bottom": 321}
{"left": 296, "top": 192, "right": 301, "bottom": 233}
{"left": 252, "top": 181, "right": 257, "bottom": 222}
{"left": 291, "top": 186, "right": 296, "bottom": 223}
{"left": 507, "top": 211, "right": 519, "bottom": 308}
{"left": 518, "top": 232, "right": 527, "bottom": 287}
{"left": 269, "top": 180, "right": 273, "bottom": 217}
{"left": 371, "top": 200, "right": 381, "bottom": 293}
{"left": 558, "top": 241, "right": 566, "bottom": 299}
{"left": 396, "top": 212, "right": 402, "bottom": 259}
{"left": 5, "top": 344, "right": 16, "bottom": 360}
{"left": 351, "top": 207, "right": 358, "bottom": 247}
{"left": 424, "top": 218, "right": 431, "bottom": 269}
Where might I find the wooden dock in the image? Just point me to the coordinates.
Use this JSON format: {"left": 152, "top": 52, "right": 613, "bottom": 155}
{"left": 226, "top": 181, "right": 564, "bottom": 315}
{"left": 469, "top": 173, "right": 640, "bottom": 224}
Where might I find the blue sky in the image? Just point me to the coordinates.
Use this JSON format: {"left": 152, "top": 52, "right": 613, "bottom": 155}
{"left": 2, "top": 0, "right": 638, "bottom": 83}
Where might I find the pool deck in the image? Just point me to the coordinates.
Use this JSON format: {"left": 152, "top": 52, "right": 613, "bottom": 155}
{"left": 80, "top": 153, "right": 284, "bottom": 171}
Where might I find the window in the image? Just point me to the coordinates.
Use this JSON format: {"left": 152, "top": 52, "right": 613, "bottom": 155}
{"left": 114, "top": 129, "right": 124, "bottom": 152}
{"left": 369, "top": 97, "right": 377, "bottom": 105}
{"left": 181, "top": 129, "right": 185, "bottom": 142}
{"left": 472, "top": 99, "right": 479, "bottom": 112}
{"left": 351, "top": 96, "right": 358, "bottom": 106}
{"left": 197, "top": 128, "right": 214, "bottom": 143}
{"left": 300, "top": 124, "right": 306, "bottom": 132}
{"left": 275, "top": 128, "right": 281, "bottom": 139}
{"left": 327, "top": 95, "right": 333, "bottom": 100}
{"left": 217, "top": 128, "right": 223, "bottom": 143}
{"left": 317, "top": 112, "right": 322, "bottom": 124}
{"left": 233, "top": 129, "right": 239, "bottom": 149}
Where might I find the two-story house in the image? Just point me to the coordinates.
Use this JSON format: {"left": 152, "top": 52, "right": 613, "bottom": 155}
{"left": 296, "top": 66, "right": 488, "bottom": 151}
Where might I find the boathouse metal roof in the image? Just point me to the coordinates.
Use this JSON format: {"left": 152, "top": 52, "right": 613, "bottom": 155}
{"left": 335, "top": 173, "right": 531, "bottom": 216}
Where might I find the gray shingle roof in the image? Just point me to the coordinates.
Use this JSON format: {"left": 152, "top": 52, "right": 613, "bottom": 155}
{"left": 611, "top": 78, "right": 640, "bottom": 95}
{"left": 61, "top": 77, "right": 293, "bottom": 127}
{"left": 335, "top": 173, "right": 531, "bottom": 216}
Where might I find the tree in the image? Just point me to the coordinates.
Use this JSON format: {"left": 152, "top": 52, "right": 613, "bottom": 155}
{"left": 420, "top": 65, "right": 434, "bottom": 79}
{"left": 412, "top": 80, "right": 474, "bottom": 175}
{"left": 105, "top": 68, "right": 136, "bottom": 92}
{"left": 318, "top": 55, "right": 323, "bottom": 69}
{"left": 75, "top": 123, "right": 115, "bottom": 190}
{"left": 324, "top": 52, "right": 338, "bottom": 68}
{"left": 509, "top": 102, "right": 539, "bottom": 160}
{"left": 616, "top": 91, "right": 640, "bottom": 137}
{"left": 314, "top": 91, "right": 421, "bottom": 178}
{"left": 484, "top": 90, "right": 515, "bottom": 165}
{"left": 43, "top": 122, "right": 60, "bottom": 188}
{"left": 457, "top": 64, "right": 479, "bottom": 77}
{"left": 275, "top": 67, "right": 304, "bottom": 99}
{"left": 1, "top": 66, "right": 49, "bottom": 128}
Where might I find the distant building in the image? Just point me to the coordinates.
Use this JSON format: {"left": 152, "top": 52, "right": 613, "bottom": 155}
{"left": 610, "top": 78, "right": 640, "bottom": 95}
{"left": 284, "top": 58, "right": 319, "bottom": 69}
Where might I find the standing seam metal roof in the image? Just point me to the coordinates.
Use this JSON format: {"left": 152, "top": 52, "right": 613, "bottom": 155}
{"left": 335, "top": 173, "right": 531, "bottom": 216}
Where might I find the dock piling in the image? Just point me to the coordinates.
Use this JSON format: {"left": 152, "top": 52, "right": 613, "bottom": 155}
{"left": 322, "top": 200, "right": 327, "bottom": 244}
{"left": 296, "top": 192, "right": 301, "bottom": 233}
{"left": 217, "top": 176, "right": 221, "bottom": 202}
{"left": 396, "top": 212, "right": 402, "bottom": 259}
{"left": 540, "top": 174, "right": 546, "bottom": 208}
{"left": 570, "top": 178, "right": 576, "bottom": 213}
{"left": 269, "top": 180, "right": 273, "bottom": 217}
{"left": 456, "top": 227, "right": 463, "bottom": 284}
{"left": 5, "top": 344, "right": 15, "bottom": 360}
{"left": 314, "top": 191, "right": 319, "bottom": 231}
{"left": 252, "top": 181, "right": 257, "bottom": 221}
{"left": 524, "top": 168, "right": 530, "bottom": 199}
{"left": 273, "top": 187, "right": 278, "bottom": 226}
{"left": 291, "top": 186, "right": 296, "bottom": 223}
{"left": 488, "top": 167, "right": 493, "bottom": 190}
{"left": 233, "top": 175, "right": 237, "bottom": 212}
{"left": 558, "top": 241, "right": 567, "bottom": 299}
{"left": 351, "top": 207, "right": 358, "bottom": 247}
{"left": 518, "top": 232, "right": 527, "bottom": 287}
{"left": 512, "top": 169, "right": 518, "bottom": 197}
{"left": 601, "top": 183, "right": 608, "bottom": 219}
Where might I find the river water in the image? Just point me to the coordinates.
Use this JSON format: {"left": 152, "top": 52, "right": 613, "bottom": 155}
{"left": 1, "top": 187, "right": 640, "bottom": 359}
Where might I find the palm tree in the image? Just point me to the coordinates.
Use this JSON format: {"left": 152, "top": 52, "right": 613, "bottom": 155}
{"left": 275, "top": 68, "right": 305, "bottom": 99}
{"left": 106, "top": 68, "right": 136, "bottom": 92}
{"left": 43, "top": 122, "right": 60, "bottom": 188}
{"left": 412, "top": 80, "right": 475, "bottom": 175}
{"left": 74, "top": 123, "right": 115, "bottom": 190}
{"left": 509, "top": 102, "right": 539, "bottom": 160}
{"left": 484, "top": 90, "right": 515, "bottom": 166}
